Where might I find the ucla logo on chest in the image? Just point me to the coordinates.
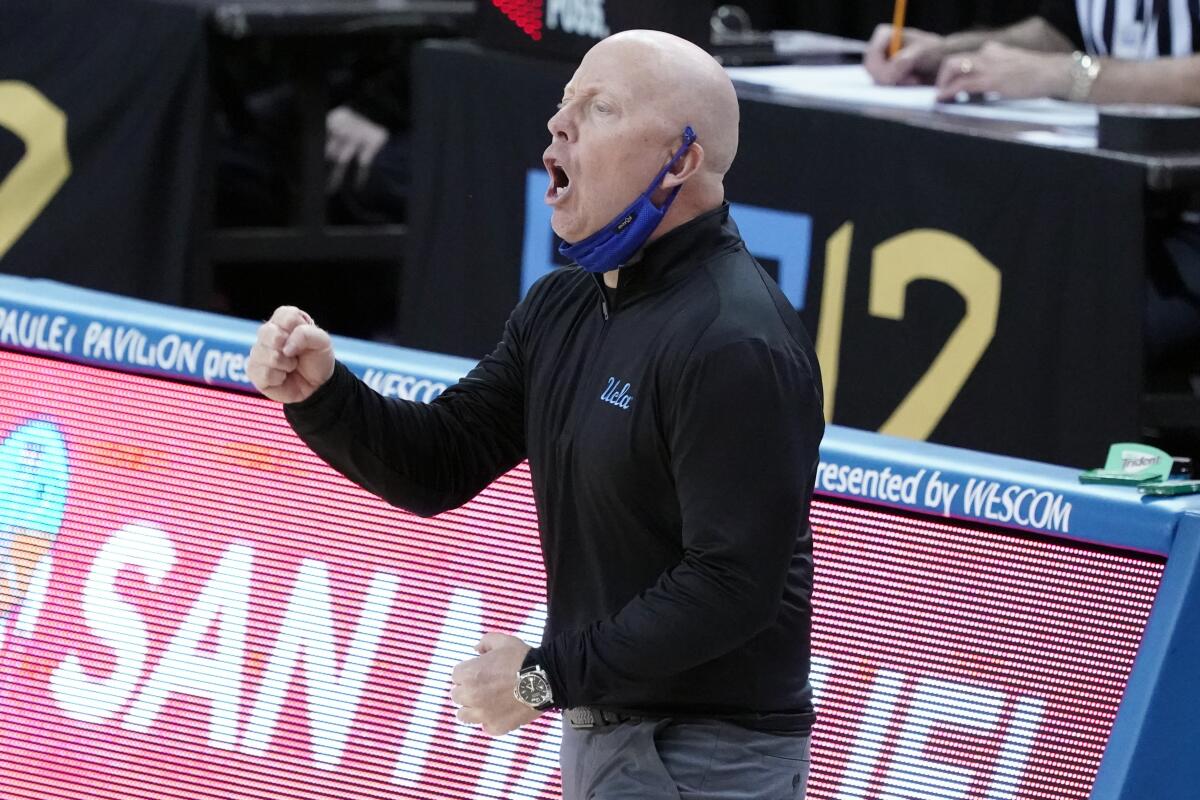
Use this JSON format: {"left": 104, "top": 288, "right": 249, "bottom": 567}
{"left": 600, "top": 376, "right": 633, "bottom": 410}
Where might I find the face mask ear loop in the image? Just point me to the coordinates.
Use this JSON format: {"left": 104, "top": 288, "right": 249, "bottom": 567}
{"left": 648, "top": 126, "right": 697, "bottom": 210}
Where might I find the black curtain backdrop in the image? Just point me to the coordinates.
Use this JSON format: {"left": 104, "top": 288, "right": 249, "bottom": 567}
{"left": 0, "top": 0, "right": 208, "bottom": 305}
{"left": 732, "top": 98, "right": 1147, "bottom": 468}
{"left": 402, "top": 41, "right": 1147, "bottom": 467}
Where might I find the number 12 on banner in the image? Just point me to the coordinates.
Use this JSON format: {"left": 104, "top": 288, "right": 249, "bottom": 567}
{"left": 816, "top": 223, "right": 1001, "bottom": 441}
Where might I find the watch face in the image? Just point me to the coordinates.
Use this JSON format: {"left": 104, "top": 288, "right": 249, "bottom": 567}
{"left": 517, "top": 673, "right": 551, "bottom": 707}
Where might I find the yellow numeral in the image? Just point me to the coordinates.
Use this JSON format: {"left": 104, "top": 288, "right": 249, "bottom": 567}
{"left": 815, "top": 221, "right": 853, "bottom": 423}
{"left": 869, "top": 229, "right": 1001, "bottom": 439}
{"left": 0, "top": 81, "right": 72, "bottom": 260}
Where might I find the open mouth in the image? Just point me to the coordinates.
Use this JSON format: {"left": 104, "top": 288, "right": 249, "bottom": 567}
{"left": 546, "top": 163, "right": 571, "bottom": 202}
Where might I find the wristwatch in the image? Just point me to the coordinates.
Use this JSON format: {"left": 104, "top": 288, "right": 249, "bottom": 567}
{"left": 1067, "top": 50, "right": 1102, "bottom": 102}
{"left": 513, "top": 652, "right": 555, "bottom": 711}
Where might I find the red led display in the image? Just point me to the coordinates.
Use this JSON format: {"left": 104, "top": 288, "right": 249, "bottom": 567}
{"left": 0, "top": 348, "right": 1165, "bottom": 799}
{"left": 0, "top": 350, "right": 558, "bottom": 800}
{"left": 491, "top": 0, "right": 544, "bottom": 40}
{"left": 806, "top": 502, "right": 1163, "bottom": 800}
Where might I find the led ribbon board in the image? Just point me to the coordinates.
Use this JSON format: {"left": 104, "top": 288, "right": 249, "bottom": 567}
{"left": 0, "top": 277, "right": 1195, "bottom": 800}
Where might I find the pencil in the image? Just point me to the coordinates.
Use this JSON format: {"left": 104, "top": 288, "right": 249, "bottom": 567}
{"left": 888, "top": 0, "right": 908, "bottom": 57}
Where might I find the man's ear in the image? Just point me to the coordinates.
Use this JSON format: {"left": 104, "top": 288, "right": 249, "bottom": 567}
{"left": 661, "top": 142, "right": 705, "bottom": 189}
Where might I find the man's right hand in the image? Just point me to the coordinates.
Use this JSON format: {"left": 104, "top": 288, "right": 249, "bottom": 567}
{"left": 864, "top": 24, "right": 948, "bottom": 86}
{"left": 247, "top": 306, "right": 335, "bottom": 404}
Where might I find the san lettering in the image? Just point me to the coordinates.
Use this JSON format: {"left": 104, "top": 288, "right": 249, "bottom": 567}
{"left": 47, "top": 523, "right": 400, "bottom": 767}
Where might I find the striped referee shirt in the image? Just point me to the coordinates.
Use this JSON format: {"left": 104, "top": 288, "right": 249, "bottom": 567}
{"left": 1042, "top": 0, "right": 1200, "bottom": 57}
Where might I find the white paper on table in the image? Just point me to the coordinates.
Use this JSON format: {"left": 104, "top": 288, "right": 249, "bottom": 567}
{"left": 1015, "top": 129, "right": 1099, "bottom": 148}
{"left": 725, "top": 64, "right": 1099, "bottom": 128}
{"left": 769, "top": 30, "right": 868, "bottom": 56}
{"left": 941, "top": 98, "right": 1098, "bottom": 127}
{"left": 726, "top": 64, "right": 938, "bottom": 110}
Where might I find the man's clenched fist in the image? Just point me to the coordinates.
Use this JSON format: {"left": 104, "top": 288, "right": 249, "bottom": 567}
{"left": 247, "top": 306, "right": 335, "bottom": 404}
{"left": 450, "top": 633, "right": 540, "bottom": 737}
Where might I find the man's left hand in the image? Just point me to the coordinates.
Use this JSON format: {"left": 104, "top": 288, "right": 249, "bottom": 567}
{"left": 450, "top": 633, "right": 541, "bottom": 737}
{"left": 935, "top": 42, "right": 1074, "bottom": 102}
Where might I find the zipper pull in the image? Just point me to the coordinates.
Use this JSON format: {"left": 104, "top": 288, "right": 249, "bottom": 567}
{"left": 589, "top": 272, "right": 610, "bottom": 320}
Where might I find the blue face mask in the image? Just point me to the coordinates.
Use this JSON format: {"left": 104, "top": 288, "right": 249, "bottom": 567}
{"left": 559, "top": 126, "right": 697, "bottom": 274}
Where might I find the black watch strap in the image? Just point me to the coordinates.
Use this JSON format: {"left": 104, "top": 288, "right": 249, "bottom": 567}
{"left": 515, "top": 651, "right": 555, "bottom": 711}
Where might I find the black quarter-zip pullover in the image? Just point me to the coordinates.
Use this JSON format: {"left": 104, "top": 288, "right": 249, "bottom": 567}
{"left": 285, "top": 203, "right": 824, "bottom": 732}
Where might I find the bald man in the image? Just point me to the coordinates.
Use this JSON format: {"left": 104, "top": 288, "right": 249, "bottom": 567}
{"left": 248, "top": 30, "right": 823, "bottom": 799}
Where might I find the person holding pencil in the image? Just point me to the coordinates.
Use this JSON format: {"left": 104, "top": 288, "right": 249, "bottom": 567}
{"left": 865, "top": 0, "right": 1200, "bottom": 106}
{"left": 869, "top": 0, "right": 1200, "bottom": 395}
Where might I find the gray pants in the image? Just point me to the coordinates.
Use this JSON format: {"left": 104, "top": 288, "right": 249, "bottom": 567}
{"left": 559, "top": 716, "right": 811, "bottom": 800}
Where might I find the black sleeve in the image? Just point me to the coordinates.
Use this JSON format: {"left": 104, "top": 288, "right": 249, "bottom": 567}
{"left": 283, "top": 308, "right": 526, "bottom": 518}
{"left": 1037, "top": 0, "right": 1086, "bottom": 49}
{"left": 536, "top": 338, "right": 823, "bottom": 705}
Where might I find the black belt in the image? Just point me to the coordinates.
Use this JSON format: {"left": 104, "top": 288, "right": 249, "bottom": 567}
{"left": 564, "top": 706, "right": 643, "bottom": 729}
{"left": 564, "top": 707, "right": 818, "bottom": 734}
